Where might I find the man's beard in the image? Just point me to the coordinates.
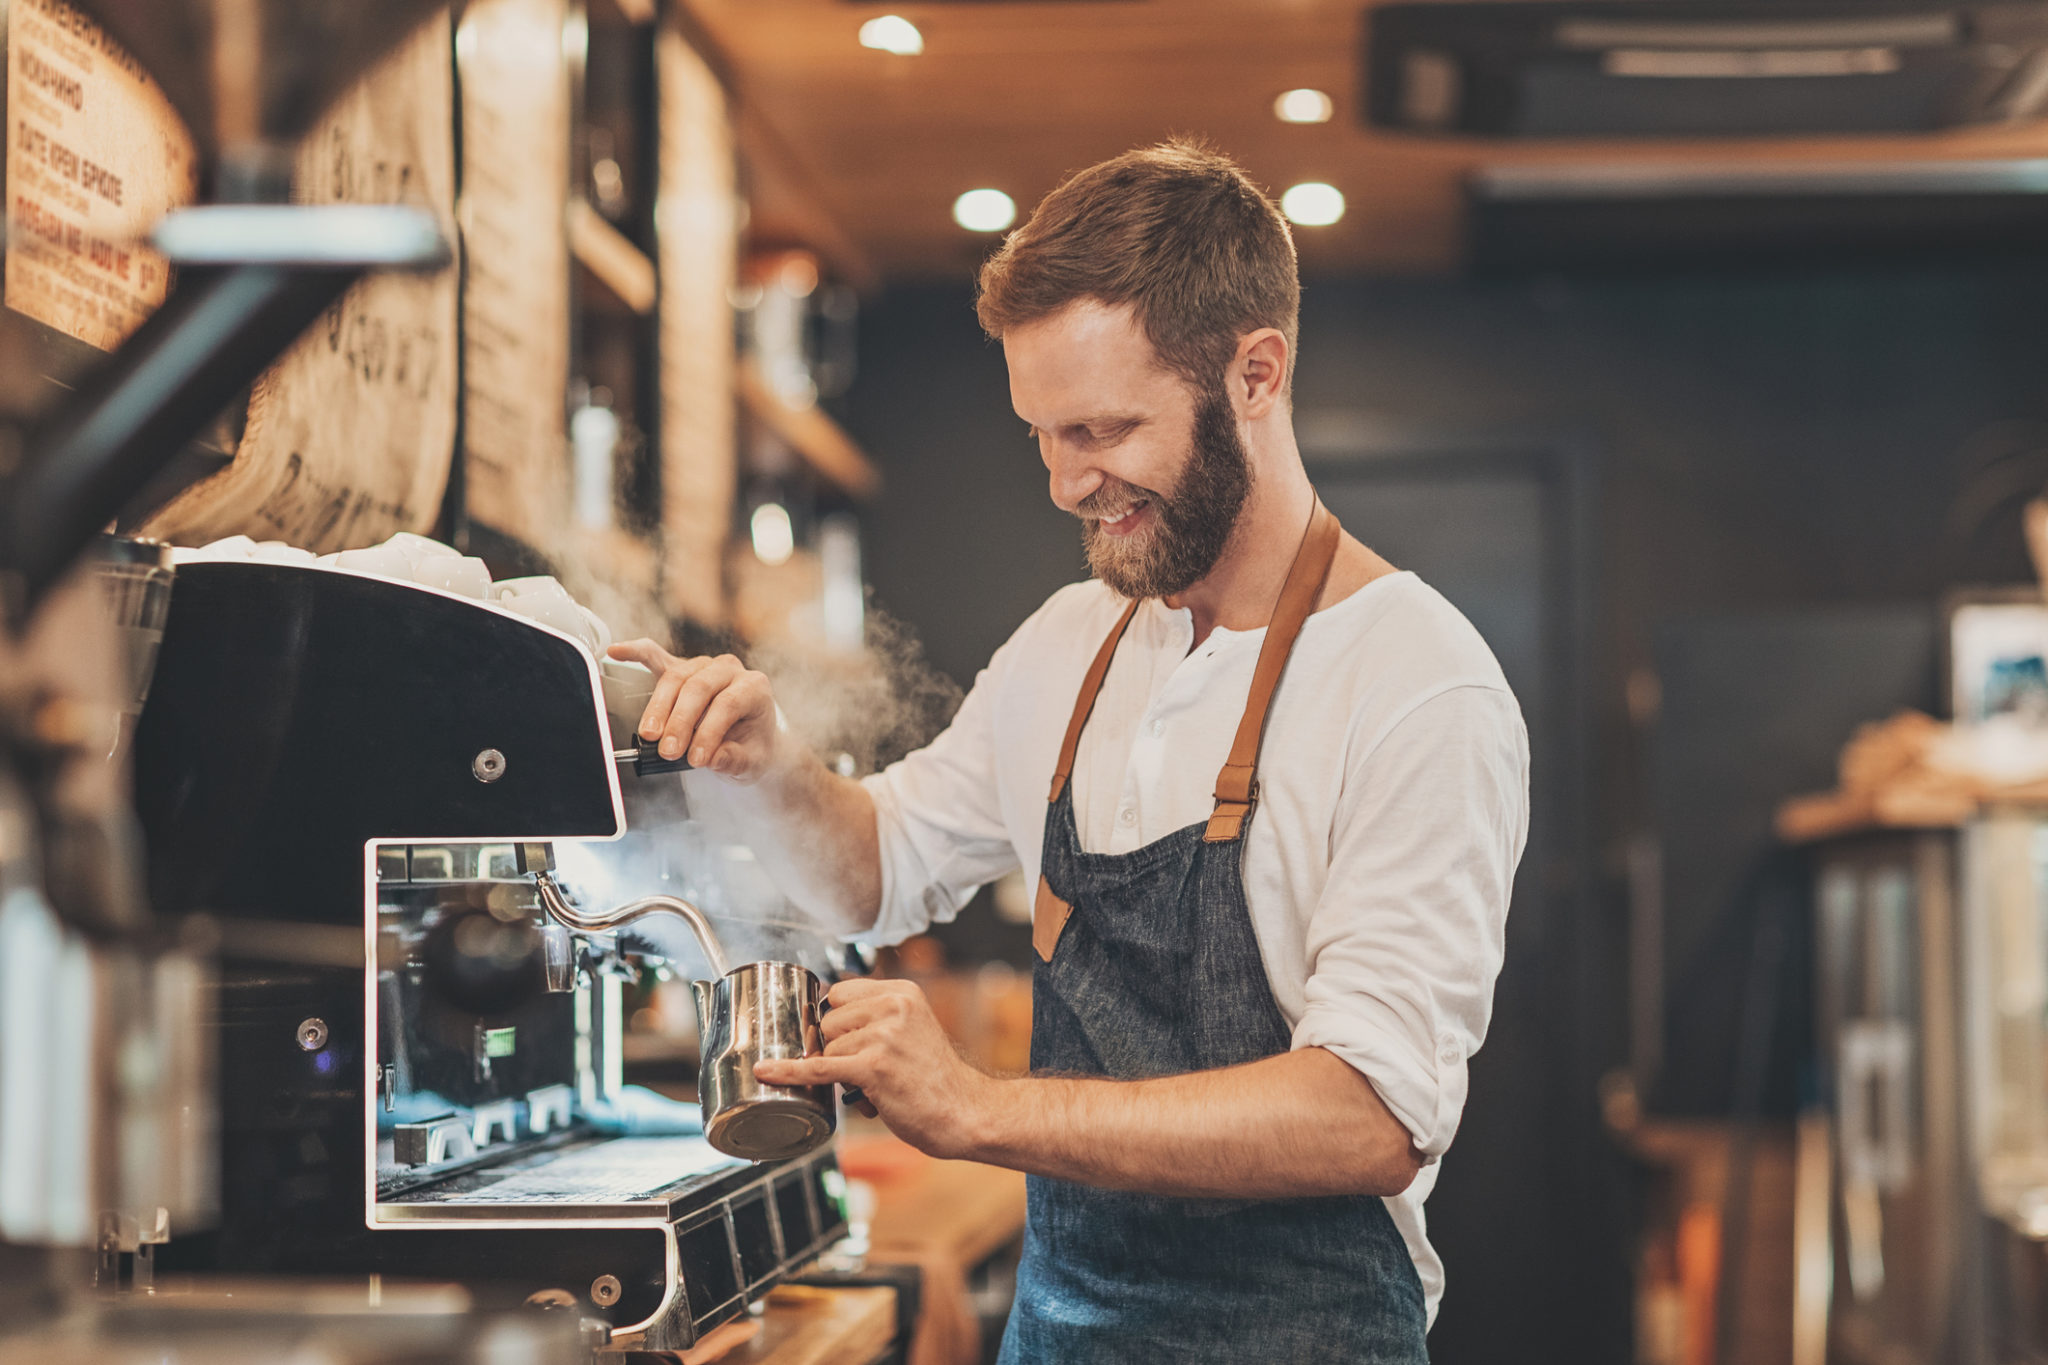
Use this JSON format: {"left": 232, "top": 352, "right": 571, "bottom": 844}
{"left": 1079, "top": 386, "right": 1253, "bottom": 599}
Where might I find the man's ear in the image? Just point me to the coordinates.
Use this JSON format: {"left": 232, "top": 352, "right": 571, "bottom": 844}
{"left": 1234, "top": 328, "right": 1290, "bottom": 420}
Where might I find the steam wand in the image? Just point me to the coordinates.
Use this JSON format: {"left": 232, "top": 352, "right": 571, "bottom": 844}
{"left": 533, "top": 870, "right": 731, "bottom": 980}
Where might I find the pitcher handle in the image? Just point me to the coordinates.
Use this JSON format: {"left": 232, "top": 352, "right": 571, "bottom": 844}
{"left": 816, "top": 988, "right": 878, "bottom": 1118}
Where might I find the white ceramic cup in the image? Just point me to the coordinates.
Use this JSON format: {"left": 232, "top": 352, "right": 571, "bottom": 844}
{"left": 578, "top": 605, "right": 615, "bottom": 653}
{"left": 253, "top": 541, "right": 319, "bottom": 565}
{"left": 386, "top": 532, "right": 461, "bottom": 569}
{"left": 492, "top": 574, "right": 570, "bottom": 603}
{"left": 193, "top": 534, "right": 259, "bottom": 561}
{"left": 414, "top": 555, "right": 492, "bottom": 600}
{"left": 600, "top": 659, "right": 656, "bottom": 745}
{"left": 332, "top": 543, "right": 413, "bottom": 579}
{"left": 499, "top": 590, "right": 596, "bottom": 646}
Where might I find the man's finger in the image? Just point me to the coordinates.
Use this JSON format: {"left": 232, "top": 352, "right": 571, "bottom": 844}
{"left": 819, "top": 999, "right": 886, "bottom": 1042}
{"left": 824, "top": 1029, "right": 876, "bottom": 1058}
{"left": 638, "top": 657, "right": 707, "bottom": 742}
{"left": 661, "top": 658, "right": 741, "bottom": 760}
{"left": 824, "top": 978, "right": 897, "bottom": 1008}
{"left": 692, "top": 685, "right": 762, "bottom": 775}
{"left": 754, "top": 1055, "right": 862, "bottom": 1087}
{"left": 607, "top": 639, "right": 668, "bottom": 668}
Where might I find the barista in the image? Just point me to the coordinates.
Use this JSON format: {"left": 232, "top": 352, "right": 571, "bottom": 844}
{"left": 609, "top": 141, "right": 1527, "bottom": 1363}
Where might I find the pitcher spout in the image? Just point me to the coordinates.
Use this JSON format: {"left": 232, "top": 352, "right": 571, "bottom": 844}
{"left": 692, "top": 978, "right": 715, "bottom": 1037}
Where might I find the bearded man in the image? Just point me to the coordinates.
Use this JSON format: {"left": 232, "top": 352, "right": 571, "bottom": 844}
{"left": 610, "top": 140, "right": 1528, "bottom": 1363}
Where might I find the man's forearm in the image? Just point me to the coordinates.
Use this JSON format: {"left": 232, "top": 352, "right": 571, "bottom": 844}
{"left": 715, "top": 751, "right": 883, "bottom": 935}
{"left": 966, "top": 1046, "right": 1423, "bottom": 1200}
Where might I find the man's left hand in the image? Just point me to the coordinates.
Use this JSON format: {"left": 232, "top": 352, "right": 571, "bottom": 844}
{"left": 753, "top": 978, "right": 996, "bottom": 1160}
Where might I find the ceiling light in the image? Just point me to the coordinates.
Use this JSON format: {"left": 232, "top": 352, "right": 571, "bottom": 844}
{"left": 1274, "top": 88, "right": 1335, "bottom": 124}
{"left": 1280, "top": 182, "right": 1346, "bottom": 227}
{"left": 952, "top": 188, "right": 1016, "bottom": 233}
{"left": 859, "top": 15, "right": 923, "bottom": 55}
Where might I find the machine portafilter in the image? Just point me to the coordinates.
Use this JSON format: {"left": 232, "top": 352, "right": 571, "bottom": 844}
{"left": 527, "top": 852, "right": 842, "bottom": 1164}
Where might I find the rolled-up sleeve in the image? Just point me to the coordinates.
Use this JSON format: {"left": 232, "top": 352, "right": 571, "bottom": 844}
{"left": 857, "top": 654, "right": 1022, "bottom": 947}
{"left": 1291, "top": 684, "right": 1528, "bottom": 1161}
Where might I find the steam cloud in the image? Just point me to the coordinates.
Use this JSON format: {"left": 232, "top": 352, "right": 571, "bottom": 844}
{"left": 546, "top": 569, "right": 962, "bottom": 979}
{"left": 748, "top": 607, "right": 963, "bottom": 776}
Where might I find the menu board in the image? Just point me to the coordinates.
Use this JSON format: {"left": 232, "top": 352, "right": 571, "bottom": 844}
{"left": 657, "top": 22, "right": 737, "bottom": 624}
{"left": 142, "top": 18, "right": 458, "bottom": 552}
{"left": 4, "top": 0, "right": 197, "bottom": 350}
{"left": 457, "top": 0, "right": 571, "bottom": 547}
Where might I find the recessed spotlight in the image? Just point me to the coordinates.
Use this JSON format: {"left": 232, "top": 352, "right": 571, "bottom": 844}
{"left": 1274, "top": 88, "right": 1334, "bottom": 124}
{"left": 1280, "top": 182, "right": 1345, "bottom": 227}
{"left": 859, "top": 15, "right": 923, "bottom": 55}
{"left": 953, "top": 188, "right": 1016, "bottom": 233}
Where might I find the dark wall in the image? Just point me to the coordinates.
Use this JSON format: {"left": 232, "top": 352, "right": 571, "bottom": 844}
{"left": 847, "top": 266, "right": 2048, "bottom": 708}
{"left": 834, "top": 262, "right": 2048, "bottom": 1362}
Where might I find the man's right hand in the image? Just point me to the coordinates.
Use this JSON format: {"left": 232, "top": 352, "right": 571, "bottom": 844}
{"left": 607, "top": 641, "right": 785, "bottom": 784}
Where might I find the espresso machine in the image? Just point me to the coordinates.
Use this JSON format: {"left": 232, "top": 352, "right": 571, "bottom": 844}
{"left": 128, "top": 559, "right": 852, "bottom": 1351}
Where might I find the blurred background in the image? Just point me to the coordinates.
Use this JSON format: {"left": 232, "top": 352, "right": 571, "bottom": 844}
{"left": 8, "top": 1, "right": 2048, "bottom": 1363}
{"left": 683, "top": 7, "right": 2048, "bottom": 1364}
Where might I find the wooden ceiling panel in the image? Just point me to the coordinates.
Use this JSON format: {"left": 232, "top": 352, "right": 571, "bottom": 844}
{"left": 686, "top": 0, "right": 2048, "bottom": 280}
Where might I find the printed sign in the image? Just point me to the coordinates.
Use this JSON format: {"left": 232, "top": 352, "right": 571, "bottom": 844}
{"left": 142, "top": 18, "right": 458, "bottom": 552}
{"left": 4, "top": 0, "right": 197, "bottom": 349}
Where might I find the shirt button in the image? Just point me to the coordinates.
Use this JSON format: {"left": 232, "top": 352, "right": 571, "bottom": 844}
{"left": 1149, "top": 719, "right": 1164, "bottom": 738}
{"left": 1438, "top": 1039, "right": 1460, "bottom": 1064}
{"left": 1118, "top": 807, "right": 1136, "bottom": 827}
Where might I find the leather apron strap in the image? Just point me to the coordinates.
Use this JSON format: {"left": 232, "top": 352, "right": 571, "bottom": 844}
{"left": 1044, "top": 497, "right": 1342, "bottom": 838}
{"left": 1203, "top": 498, "right": 1340, "bottom": 842}
{"left": 1047, "top": 597, "right": 1142, "bottom": 803}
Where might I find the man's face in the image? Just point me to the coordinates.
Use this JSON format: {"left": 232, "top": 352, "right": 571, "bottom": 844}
{"left": 1004, "top": 300, "right": 1252, "bottom": 599}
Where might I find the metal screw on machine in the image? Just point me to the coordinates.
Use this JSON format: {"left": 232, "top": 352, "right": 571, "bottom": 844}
{"left": 472, "top": 748, "right": 507, "bottom": 782}
{"left": 296, "top": 1017, "right": 329, "bottom": 1051}
{"left": 590, "top": 1274, "right": 622, "bottom": 1307}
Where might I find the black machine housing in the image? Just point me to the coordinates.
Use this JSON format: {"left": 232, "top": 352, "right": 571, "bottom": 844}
{"left": 135, "top": 562, "right": 848, "bottom": 1348}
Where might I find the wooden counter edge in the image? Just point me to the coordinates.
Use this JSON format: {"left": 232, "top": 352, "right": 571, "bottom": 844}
{"left": 710, "top": 1284, "right": 897, "bottom": 1365}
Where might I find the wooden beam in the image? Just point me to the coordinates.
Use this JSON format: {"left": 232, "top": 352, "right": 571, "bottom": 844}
{"left": 737, "top": 358, "right": 882, "bottom": 500}
{"left": 567, "top": 198, "right": 657, "bottom": 315}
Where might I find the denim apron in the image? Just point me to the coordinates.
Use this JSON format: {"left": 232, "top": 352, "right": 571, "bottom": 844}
{"left": 996, "top": 501, "right": 1429, "bottom": 1365}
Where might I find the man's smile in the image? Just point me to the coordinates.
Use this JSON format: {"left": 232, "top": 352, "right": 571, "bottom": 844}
{"left": 1093, "top": 500, "right": 1152, "bottom": 536}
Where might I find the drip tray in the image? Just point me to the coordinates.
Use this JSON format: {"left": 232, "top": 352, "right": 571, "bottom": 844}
{"left": 381, "top": 1136, "right": 749, "bottom": 1221}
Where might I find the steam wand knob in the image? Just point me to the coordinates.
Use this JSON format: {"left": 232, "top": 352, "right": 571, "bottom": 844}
{"left": 613, "top": 741, "right": 692, "bottom": 777}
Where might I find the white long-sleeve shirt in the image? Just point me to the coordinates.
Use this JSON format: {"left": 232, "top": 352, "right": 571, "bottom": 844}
{"left": 859, "top": 571, "right": 1529, "bottom": 1325}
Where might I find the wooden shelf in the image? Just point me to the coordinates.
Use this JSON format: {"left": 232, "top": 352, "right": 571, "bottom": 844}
{"left": 568, "top": 197, "right": 657, "bottom": 316}
{"left": 736, "top": 357, "right": 882, "bottom": 500}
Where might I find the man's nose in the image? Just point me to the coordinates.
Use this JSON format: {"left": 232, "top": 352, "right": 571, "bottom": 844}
{"left": 1044, "top": 448, "right": 1103, "bottom": 514}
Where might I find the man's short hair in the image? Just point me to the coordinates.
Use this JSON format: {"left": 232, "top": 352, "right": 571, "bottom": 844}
{"left": 975, "top": 139, "right": 1300, "bottom": 393}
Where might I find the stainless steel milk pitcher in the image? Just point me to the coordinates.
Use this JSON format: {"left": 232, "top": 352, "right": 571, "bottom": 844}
{"left": 693, "top": 962, "right": 837, "bottom": 1160}
{"left": 531, "top": 861, "right": 838, "bottom": 1161}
